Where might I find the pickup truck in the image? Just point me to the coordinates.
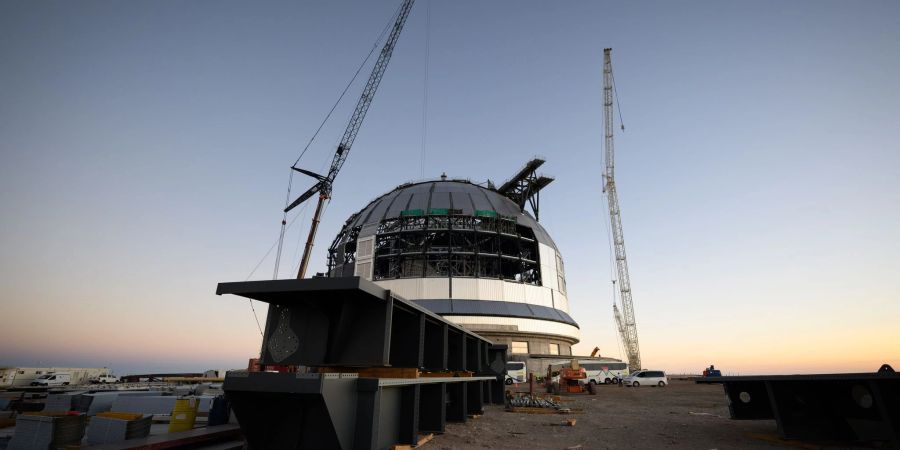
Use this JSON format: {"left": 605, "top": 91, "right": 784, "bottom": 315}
{"left": 90, "top": 375, "right": 119, "bottom": 384}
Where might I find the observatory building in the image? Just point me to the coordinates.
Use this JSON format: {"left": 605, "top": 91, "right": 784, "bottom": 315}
{"left": 327, "top": 160, "right": 579, "bottom": 359}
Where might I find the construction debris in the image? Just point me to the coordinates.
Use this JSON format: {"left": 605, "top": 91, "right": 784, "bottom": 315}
{"left": 507, "top": 393, "right": 561, "bottom": 409}
{"left": 391, "top": 432, "right": 435, "bottom": 449}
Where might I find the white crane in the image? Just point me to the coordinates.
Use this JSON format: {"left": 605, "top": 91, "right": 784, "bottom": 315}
{"left": 603, "top": 48, "right": 641, "bottom": 371}
{"left": 284, "top": 0, "right": 416, "bottom": 279}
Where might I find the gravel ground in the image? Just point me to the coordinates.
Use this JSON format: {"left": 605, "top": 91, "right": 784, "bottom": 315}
{"left": 430, "top": 379, "right": 875, "bottom": 450}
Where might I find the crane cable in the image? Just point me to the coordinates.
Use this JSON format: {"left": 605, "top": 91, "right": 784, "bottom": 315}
{"left": 610, "top": 62, "right": 625, "bottom": 131}
{"left": 271, "top": 1, "right": 406, "bottom": 281}
{"left": 244, "top": 200, "right": 311, "bottom": 336}
{"left": 420, "top": 0, "right": 431, "bottom": 179}
{"left": 245, "top": 1, "right": 409, "bottom": 338}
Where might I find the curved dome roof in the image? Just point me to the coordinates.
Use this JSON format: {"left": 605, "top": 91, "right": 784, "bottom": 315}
{"left": 339, "top": 179, "right": 556, "bottom": 247}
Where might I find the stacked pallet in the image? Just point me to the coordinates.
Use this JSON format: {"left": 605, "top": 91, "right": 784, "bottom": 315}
{"left": 7, "top": 412, "right": 86, "bottom": 450}
{"left": 43, "top": 392, "right": 85, "bottom": 412}
{"left": 110, "top": 395, "right": 177, "bottom": 416}
{"left": 72, "top": 391, "right": 163, "bottom": 415}
{"left": 111, "top": 395, "right": 214, "bottom": 416}
{"left": 72, "top": 392, "right": 118, "bottom": 415}
{"left": 85, "top": 412, "right": 152, "bottom": 444}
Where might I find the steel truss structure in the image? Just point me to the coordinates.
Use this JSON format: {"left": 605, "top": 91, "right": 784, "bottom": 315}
{"left": 497, "top": 158, "right": 554, "bottom": 221}
{"left": 217, "top": 277, "right": 509, "bottom": 449}
{"left": 328, "top": 213, "right": 542, "bottom": 284}
{"left": 602, "top": 48, "right": 641, "bottom": 370}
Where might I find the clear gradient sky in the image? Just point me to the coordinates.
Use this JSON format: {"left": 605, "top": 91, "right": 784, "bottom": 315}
{"left": 1, "top": 1, "right": 898, "bottom": 375}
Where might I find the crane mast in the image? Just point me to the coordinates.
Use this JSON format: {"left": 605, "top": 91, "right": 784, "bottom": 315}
{"left": 285, "top": 0, "right": 416, "bottom": 279}
{"left": 603, "top": 48, "right": 641, "bottom": 371}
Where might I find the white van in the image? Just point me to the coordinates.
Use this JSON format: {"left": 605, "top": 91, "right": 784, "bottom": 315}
{"left": 622, "top": 370, "right": 667, "bottom": 387}
{"left": 505, "top": 361, "right": 527, "bottom": 384}
{"left": 30, "top": 373, "right": 72, "bottom": 387}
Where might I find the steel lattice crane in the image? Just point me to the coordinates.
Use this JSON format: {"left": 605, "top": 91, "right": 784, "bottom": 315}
{"left": 285, "top": 0, "right": 416, "bottom": 279}
{"left": 602, "top": 48, "right": 641, "bottom": 371}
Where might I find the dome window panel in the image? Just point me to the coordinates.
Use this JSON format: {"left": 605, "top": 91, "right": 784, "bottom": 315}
{"left": 357, "top": 237, "right": 375, "bottom": 259}
{"left": 511, "top": 341, "right": 529, "bottom": 354}
{"left": 355, "top": 261, "right": 373, "bottom": 280}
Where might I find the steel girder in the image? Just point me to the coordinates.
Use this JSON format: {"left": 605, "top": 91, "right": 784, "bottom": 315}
{"left": 216, "top": 277, "right": 492, "bottom": 370}
{"left": 217, "top": 277, "right": 510, "bottom": 449}
{"left": 225, "top": 372, "right": 496, "bottom": 450}
{"left": 697, "top": 368, "right": 899, "bottom": 446}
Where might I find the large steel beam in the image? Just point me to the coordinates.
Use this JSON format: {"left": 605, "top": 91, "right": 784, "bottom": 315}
{"left": 418, "top": 383, "right": 446, "bottom": 433}
{"left": 225, "top": 373, "right": 359, "bottom": 449}
{"left": 218, "top": 278, "right": 502, "bottom": 449}
{"left": 466, "top": 380, "right": 484, "bottom": 415}
{"left": 698, "top": 368, "right": 899, "bottom": 446}
{"left": 226, "top": 372, "right": 495, "bottom": 450}
{"left": 216, "top": 277, "right": 489, "bottom": 369}
{"left": 483, "top": 344, "right": 509, "bottom": 404}
{"left": 445, "top": 382, "right": 466, "bottom": 423}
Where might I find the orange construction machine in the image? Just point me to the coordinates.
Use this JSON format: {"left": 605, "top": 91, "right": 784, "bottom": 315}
{"left": 545, "top": 360, "right": 595, "bottom": 394}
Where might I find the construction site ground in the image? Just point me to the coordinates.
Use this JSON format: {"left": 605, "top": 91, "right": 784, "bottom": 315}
{"left": 432, "top": 378, "right": 872, "bottom": 450}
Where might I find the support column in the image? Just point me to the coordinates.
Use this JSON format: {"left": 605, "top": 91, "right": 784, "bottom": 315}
{"left": 446, "top": 382, "right": 467, "bottom": 422}
{"left": 419, "top": 383, "right": 446, "bottom": 433}
{"left": 466, "top": 380, "right": 484, "bottom": 415}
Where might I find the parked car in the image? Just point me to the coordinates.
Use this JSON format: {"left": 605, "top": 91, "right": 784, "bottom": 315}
{"left": 622, "top": 370, "right": 667, "bottom": 387}
{"left": 89, "top": 375, "right": 119, "bottom": 384}
{"left": 30, "top": 373, "right": 71, "bottom": 386}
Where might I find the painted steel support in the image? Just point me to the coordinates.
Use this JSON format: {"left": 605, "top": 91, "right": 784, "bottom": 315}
{"left": 218, "top": 277, "right": 509, "bottom": 449}
{"left": 226, "top": 372, "right": 496, "bottom": 450}
{"left": 697, "top": 367, "right": 899, "bottom": 446}
{"left": 216, "top": 277, "right": 490, "bottom": 370}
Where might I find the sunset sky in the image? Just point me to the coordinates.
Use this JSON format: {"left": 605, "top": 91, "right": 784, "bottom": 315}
{"left": 1, "top": 0, "right": 898, "bottom": 375}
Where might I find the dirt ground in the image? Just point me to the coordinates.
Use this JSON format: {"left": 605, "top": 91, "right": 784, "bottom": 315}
{"left": 431, "top": 379, "right": 873, "bottom": 450}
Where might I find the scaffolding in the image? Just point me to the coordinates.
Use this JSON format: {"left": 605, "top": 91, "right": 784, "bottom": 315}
{"left": 328, "top": 211, "right": 542, "bottom": 284}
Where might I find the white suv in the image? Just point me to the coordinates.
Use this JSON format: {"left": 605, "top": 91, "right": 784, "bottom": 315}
{"left": 623, "top": 370, "right": 667, "bottom": 387}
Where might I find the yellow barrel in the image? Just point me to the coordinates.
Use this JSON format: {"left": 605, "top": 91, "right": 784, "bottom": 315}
{"left": 167, "top": 398, "right": 200, "bottom": 433}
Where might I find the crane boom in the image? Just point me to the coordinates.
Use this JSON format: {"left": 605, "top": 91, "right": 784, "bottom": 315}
{"left": 285, "top": 0, "right": 416, "bottom": 279}
{"left": 603, "top": 48, "right": 641, "bottom": 371}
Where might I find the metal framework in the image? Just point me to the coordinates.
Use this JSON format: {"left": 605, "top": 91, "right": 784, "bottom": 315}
{"left": 697, "top": 366, "right": 899, "bottom": 446}
{"left": 285, "top": 0, "right": 416, "bottom": 279}
{"left": 226, "top": 372, "right": 499, "bottom": 449}
{"left": 497, "top": 158, "right": 554, "bottom": 221}
{"left": 216, "top": 277, "right": 509, "bottom": 449}
{"left": 326, "top": 212, "right": 542, "bottom": 284}
{"left": 603, "top": 48, "right": 641, "bottom": 370}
